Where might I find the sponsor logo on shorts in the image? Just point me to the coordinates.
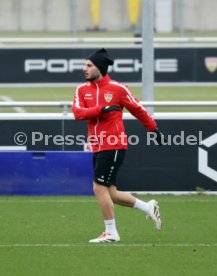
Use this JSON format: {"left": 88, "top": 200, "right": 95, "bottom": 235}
{"left": 96, "top": 178, "right": 104, "bottom": 183}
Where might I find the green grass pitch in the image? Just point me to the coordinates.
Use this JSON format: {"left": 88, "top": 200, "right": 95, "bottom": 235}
{"left": 0, "top": 195, "right": 216, "bottom": 276}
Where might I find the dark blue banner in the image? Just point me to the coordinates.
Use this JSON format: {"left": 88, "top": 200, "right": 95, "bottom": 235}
{"left": 0, "top": 46, "right": 216, "bottom": 84}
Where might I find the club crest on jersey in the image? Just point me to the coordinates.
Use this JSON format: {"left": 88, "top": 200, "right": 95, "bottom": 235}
{"left": 104, "top": 92, "right": 113, "bottom": 103}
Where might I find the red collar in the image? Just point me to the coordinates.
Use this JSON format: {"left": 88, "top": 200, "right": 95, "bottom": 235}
{"left": 90, "top": 74, "right": 111, "bottom": 87}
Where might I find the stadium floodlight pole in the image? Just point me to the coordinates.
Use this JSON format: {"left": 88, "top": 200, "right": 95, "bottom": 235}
{"left": 71, "top": 0, "right": 78, "bottom": 37}
{"left": 179, "top": 0, "right": 185, "bottom": 37}
{"left": 142, "top": 0, "right": 154, "bottom": 114}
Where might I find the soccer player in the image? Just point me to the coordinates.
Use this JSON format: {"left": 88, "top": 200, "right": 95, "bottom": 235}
{"left": 72, "top": 48, "right": 165, "bottom": 243}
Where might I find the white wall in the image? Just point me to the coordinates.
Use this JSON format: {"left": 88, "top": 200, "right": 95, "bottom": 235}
{"left": 19, "top": 0, "right": 45, "bottom": 31}
{"left": 174, "top": 0, "right": 217, "bottom": 31}
{"left": 0, "top": 0, "right": 135, "bottom": 32}
{"left": 100, "top": 0, "right": 129, "bottom": 31}
{"left": 77, "top": 0, "right": 129, "bottom": 31}
{"left": 46, "top": 0, "right": 71, "bottom": 31}
{"left": 0, "top": 0, "right": 18, "bottom": 31}
{"left": 0, "top": 0, "right": 216, "bottom": 32}
{"left": 155, "top": 0, "right": 173, "bottom": 32}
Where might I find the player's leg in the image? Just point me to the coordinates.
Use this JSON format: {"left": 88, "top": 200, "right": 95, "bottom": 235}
{"left": 108, "top": 185, "right": 136, "bottom": 207}
{"left": 93, "top": 181, "right": 114, "bottom": 220}
{"left": 89, "top": 151, "right": 120, "bottom": 243}
{"left": 109, "top": 185, "right": 162, "bottom": 230}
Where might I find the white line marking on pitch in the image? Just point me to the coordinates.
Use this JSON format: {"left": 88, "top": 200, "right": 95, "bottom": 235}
{"left": 0, "top": 243, "right": 216, "bottom": 248}
{"left": 0, "top": 96, "right": 26, "bottom": 113}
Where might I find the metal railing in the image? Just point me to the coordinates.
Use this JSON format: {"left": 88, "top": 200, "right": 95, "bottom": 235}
{"left": 0, "top": 37, "right": 217, "bottom": 44}
{"left": 0, "top": 101, "right": 217, "bottom": 113}
{"left": 0, "top": 101, "right": 71, "bottom": 108}
{"left": 0, "top": 101, "right": 217, "bottom": 120}
{"left": 139, "top": 101, "right": 217, "bottom": 107}
{"left": 0, "top": 101, "right": 217, "bottom": 107}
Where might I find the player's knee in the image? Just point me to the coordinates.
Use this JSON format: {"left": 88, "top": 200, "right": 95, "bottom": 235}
{"left": 93, "top": 181, "right": 107, "bottom": 195}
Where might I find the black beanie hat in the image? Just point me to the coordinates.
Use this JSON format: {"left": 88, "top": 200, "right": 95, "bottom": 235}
{"left": 88, "top": 48, "right": 114, "bottom": 76}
